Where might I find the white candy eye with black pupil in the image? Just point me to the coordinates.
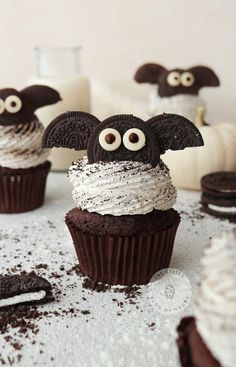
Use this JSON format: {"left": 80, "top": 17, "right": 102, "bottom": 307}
{"left": 123, "top": 128, "right": 146, "bottom": 151}
{"left": 0, "top": 99, "right": 5, "bottom": 114}
{"left": 167, "top": 71, "right": 181, "bottom": 87}
{"left": 99, "top": 128, "right": 121, "bottom": 151}
{"left": 5, "top": 95, "right": 22, "bottom": 113}
{"left": 181, "top": 72, "right": 195, "bottom": 87}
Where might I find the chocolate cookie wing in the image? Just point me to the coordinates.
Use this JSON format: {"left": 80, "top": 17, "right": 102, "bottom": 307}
{"left": 188, "top": 66, "right": 220, "bottom": 88}
{"left": 148, "top": 113, "right": 204, "bottom": 154}
{"left": 134, "top": 63, "right": 166, "bottom": 84}
{"left": 42, "top": 111, "right": 100, "bottom": 150}
{"left": 21, "top": 85, "right": 61, "bottom": 111}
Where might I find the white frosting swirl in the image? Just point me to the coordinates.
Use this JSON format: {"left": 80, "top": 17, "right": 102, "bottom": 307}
{"left": 149, "top": 93, "right": 205, "bottom": 123}
{"left": 68, "top": 156, "right": 176, "bottom": 216}
{"left": 0, "top": 120, "right": 49, "bottom": 169}
{"left": 195, "top": 230, "right": 236, "bottom": 367}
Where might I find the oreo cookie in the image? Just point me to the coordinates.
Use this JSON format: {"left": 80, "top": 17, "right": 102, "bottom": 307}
{"left": 0, "top": 273, "right": 54, "bottom": 309}
{"left": 201, "top": 172, "right": 236, "bottom": 218}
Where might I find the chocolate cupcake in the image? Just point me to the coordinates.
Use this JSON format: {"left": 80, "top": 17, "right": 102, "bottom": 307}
{"left": 43, "top": 112, "right": 203, "bottom": 285}
{"left": 177, "top": 230, "right": 236, "bottom": 367}
{"left": 0, "top": 85, "right": 61, "bottom": 213}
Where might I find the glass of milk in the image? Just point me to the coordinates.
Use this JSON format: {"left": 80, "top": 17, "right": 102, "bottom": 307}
{"left": 29, "top": 46, "right": 90, "bottom": 171}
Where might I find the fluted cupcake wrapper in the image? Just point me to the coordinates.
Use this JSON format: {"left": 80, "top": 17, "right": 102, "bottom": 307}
{"left": 0, "top": 161, "right": 51, "bottom": 213}
{"left": 176, "top": 317, "right": 221, "bottom": 367}
{"left": 65, "top": 209, "right": 180, "bottom": 285}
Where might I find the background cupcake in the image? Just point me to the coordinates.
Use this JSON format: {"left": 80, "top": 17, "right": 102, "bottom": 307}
{"left": 177, "top": 230, "right": 236, "bottom": 367}
{"left": 43, "top": 111, "right": 203, "bottom": 285}
{"left": 0, "top": 85, "right": 61, "bottom": 213}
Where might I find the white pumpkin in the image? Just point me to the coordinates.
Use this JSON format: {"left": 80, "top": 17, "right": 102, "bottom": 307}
{"left": 163, "top": 121, "right": 236, "bottom": 190}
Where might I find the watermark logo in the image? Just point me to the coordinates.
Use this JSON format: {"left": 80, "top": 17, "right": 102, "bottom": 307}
{"left": 145, "top": 268, "right": 192, "bottom": 315}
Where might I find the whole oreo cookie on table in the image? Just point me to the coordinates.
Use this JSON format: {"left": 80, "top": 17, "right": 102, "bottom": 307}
{"left": 201, "top": 171, "right": 236, "bottom": 218}
{"left": 0, "top": 273, "right": 54, "bottom": 309}
{"left": 43, "top": 111, "right": 204, "bottom": 285}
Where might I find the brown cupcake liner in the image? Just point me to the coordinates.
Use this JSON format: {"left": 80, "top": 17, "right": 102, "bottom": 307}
{"left": 177, "top": 317, "right": 221, "bottom": 367}
{"left": 65, "top": 209, "right": 180, "bottom": 285}
{"left": 0, "top": 161, "right": 51, "bottom": 213}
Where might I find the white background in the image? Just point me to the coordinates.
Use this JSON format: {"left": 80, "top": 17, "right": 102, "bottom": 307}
{"left": 0, "top": 0, "right": 235, "bottom": 123}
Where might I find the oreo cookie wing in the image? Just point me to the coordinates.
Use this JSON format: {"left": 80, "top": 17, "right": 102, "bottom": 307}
{"left": 42, "top": 111, "right": 100, "bottom": 150}
{"left": 134, "top": 63, "right": 166, "bottom": 84}
{"left": 0, "top": 273, "right": 53, "bottom": 308}
{"left": 148, "top": 113, "right": 204, "bottom": 154}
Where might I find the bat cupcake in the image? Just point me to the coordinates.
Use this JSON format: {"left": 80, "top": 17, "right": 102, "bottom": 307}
{"left": 0, "top": 85, "right": 61, "bottom": 213}
{"left": 43, "top": 111, "right": 203, "bottom": 285}
{"left": 177, "top": 230, "right": 236, "bottom": 367}
{"left": 134, "top": 63, "right": 220, "bottom": 125}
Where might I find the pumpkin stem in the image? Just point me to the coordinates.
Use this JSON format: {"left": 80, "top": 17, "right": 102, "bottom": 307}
{"left": 195, "top": 106, "right": 205, "bottom": 128}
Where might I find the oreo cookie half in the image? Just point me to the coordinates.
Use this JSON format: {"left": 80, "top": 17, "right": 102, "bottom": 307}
{"left": 0, "top": 273, "right": 53, "bottom": 309}
{"left": 201, "top": 172, "right": 236, "bottom": 218}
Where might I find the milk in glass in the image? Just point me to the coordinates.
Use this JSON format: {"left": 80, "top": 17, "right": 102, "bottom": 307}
{"left": 29, "top": 47, "right": 90, "bottom": 170}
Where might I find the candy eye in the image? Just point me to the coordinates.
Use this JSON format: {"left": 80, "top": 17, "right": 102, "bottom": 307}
{"left": 99, "top": 128, "right": 121, "bottom": 151}
{"left": 0, "top": 99, "right": 5, "bottom": 114}
{"left": 123, "top": 128, "right": 146, "bottom": 151}
{"left": 5, "top": 95, "right": 22, "bottom": 113}
{"left": 167, "top": 71, "right": 181, "bottom": 87}
{"left": 181, "top": 72, "right": 195, "bottom": 87}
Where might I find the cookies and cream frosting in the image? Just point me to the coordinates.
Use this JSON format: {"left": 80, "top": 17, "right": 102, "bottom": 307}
{"left": 68, "top": 156, "right": 176, "bottom": 216}
{"left": 0, "top": 120, "right": 49, "bottom": 169}
{"left": 195, "top": 230, "right": 236, "bottom": 367}
{"left": 149, "top": 93, "right": 204, "bottom": 123}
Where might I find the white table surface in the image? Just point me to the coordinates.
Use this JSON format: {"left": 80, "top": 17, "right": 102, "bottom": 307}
{"left": 0, "top": 172, "right": 234, "bottom": 367}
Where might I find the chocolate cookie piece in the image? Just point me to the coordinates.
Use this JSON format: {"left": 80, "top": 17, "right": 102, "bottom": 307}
{"left": 0, "top": 273, "right": 53, "bottom": 308}
{"left": 201, "top": 172, "right": 236, "bottom": 218}
{"left": 177, "top": 317, "right": 221, "bottom": 367}
{"left": 148, "top": 113, "right": 203, "bottom": 154}
{"left": 87, "top": 114, "right": 160, "bottom": 166}
{"left": 42, "top": 111, "right": 100, "bottom": 150}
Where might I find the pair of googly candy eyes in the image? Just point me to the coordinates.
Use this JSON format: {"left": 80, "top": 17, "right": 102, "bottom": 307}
{"left": 167, "top": 71, "right": 195, "bottom": 87}
{"left": 0, "top": 95, "right": 22, "bottom": 114}
{"left": 99, "top": 128, "right": 146, "bottom": 152}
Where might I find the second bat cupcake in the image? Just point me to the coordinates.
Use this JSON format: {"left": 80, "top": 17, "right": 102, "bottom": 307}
{"left": 0, "top": 85, "right": 61, "bottom": 213}
{"left": 43, "top": 112, "right": 203, "bottom": 285}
